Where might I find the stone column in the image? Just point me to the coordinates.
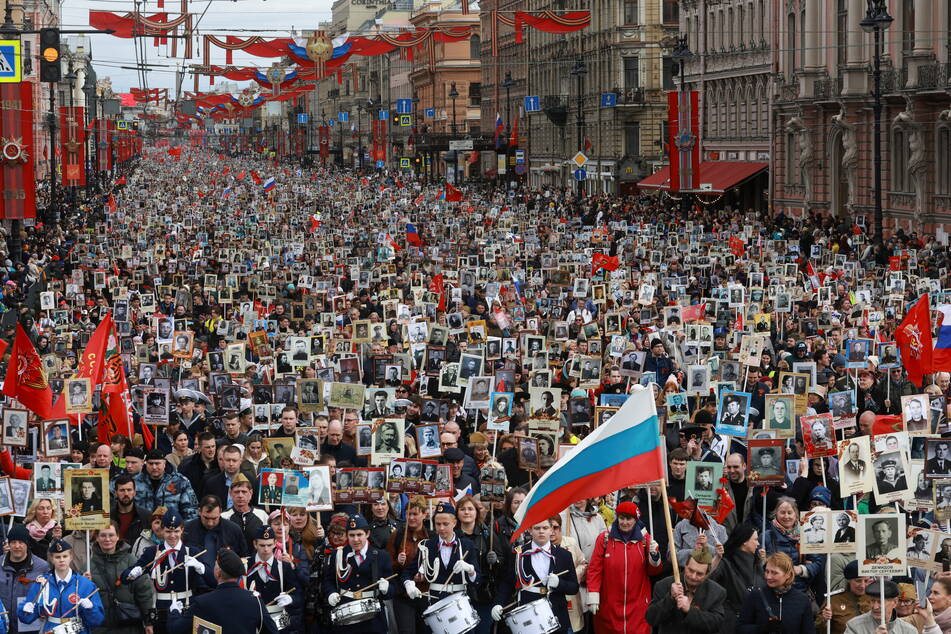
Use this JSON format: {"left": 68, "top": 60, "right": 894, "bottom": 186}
{"left": 842, "top": 0, "right": 869, "bottom": 95}
{"left": 804, "top": 0, "right": 820, "bottom": 69}
{"left": 913, "top": 0, "right": 931, "bottom": 55}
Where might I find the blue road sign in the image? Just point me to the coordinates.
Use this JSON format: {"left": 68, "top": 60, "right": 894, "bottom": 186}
{"left": 327, "top": 119, "right": 335, "bottom": 127}
{"left": 376, "top": 160, "right": 385, "bottom": 168}
{"left": 573, "top": 168, "right": 587, "bottom": 181}
{"left": 379, "top": 109, "right": 390, "bottom": 120}
{"left": 0, "top": 40, "right": 20, "bottom": 83}
{"left": 338, "top": 111, "right": 349, "bottom": 122}
{"left": 424, "top": 107, "right": 435, "bottom": 118}
{"left": 297, "top": 113, "right": 309, "bottom": 124}
{"left": 524, "top": 95, "right": 540, "bottom": 112}
{"left": 600, "top": 93, "right": 617, "bottom": 108}
{"left": 396, "top": 98, "right": 412, "bottom": 114}
{"left": 515, "top": 165, "right": 527, "bottom": 175}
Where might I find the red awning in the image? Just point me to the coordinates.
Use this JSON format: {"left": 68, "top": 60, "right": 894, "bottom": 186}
{"left": 637, "top": 161, "right": 768, "bottom": 193}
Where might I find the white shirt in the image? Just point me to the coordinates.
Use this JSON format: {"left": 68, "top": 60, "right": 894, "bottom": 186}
{"left": 527, "top": 541, "right": 552, "bottom": 580}
{"left": 438, "top": 535, "right": 456, "bottom": 567}
{"left": 351, "top": 544, "right": 369, "bottom": 567}
{"left": 253, "top": 556, "right": 275, "bottom": 583}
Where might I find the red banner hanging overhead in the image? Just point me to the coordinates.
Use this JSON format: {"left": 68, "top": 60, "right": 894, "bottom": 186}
{"left": 59, "top": 106, "right": 86, "bottom": 187}
{"left": 96, "top": 119, "right": 113, "bottom": 173}
{"left": 667, "top": 90, "right": 700, "bottom": 194}
{"left": 0, "top": 82, "right": 37, "bottom": 220}
{"left": 318, "top": 126, "right": 330, "bottom": 160}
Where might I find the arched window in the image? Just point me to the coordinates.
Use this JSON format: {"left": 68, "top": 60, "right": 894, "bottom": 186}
{"left": 892, "top": 128, "right": 909, "bottom": 192}
{"left": 938, "top": 126, "right": 951, "bottom": 195}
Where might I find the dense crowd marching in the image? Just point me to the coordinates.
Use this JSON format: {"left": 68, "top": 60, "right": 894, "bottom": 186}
{"left": 1, "top": 145, "right": 951, "bottom": 634}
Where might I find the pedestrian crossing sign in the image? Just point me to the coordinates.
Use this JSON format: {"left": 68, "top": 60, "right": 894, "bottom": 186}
{"left": 400, "top": 158, "right": 410, "bottom": 168}
{"left": 0, "top": 40, "right": 22, "bottom": 83}
{"left": 399, "top": 115, "right": 412, "bottom": 127}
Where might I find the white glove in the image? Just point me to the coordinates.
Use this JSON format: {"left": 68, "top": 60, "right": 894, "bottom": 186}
{"left": 184, "top": 556, "right": 205, "bottom": 575}
{"left": 546, "top": 573, "right": 559, "bottom": 589}
{"left": 377, "top": 578, "right": 389, "bottom": 595}
{"left": 21, "top": 602, "right": 34, "bottom": 614}
{"left": 491, "top": 605, "right": 504, "bottom": 622}
{"left": 126, "top": 566, "right": 143, "bottom": 581}
{"left": 274, "top": 593, "right": 292, "bottom": 608}
{"left": 588, "top": 591, "right": 600, "bottom": 615}
{"left": 328, "top": 593, "right": 341, "bottom": 607}
{"left": 404, "top": 580, "right": 422, "bottom": 600}
{"left": 452, "top": 560, "right": 475, "bottom": 577}
{"left": 649, "top": 540, "right": 660, "bottom": 553}
{"left": 169, "top": 600, "right": 183, "bottom": 614}
{"left": 79, "top": 598, "right": 93, "bottom": 610}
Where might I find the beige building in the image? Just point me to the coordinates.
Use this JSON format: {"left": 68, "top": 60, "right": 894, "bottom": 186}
{"left": 480, "top": 0, "right": 679, "bottom": 193}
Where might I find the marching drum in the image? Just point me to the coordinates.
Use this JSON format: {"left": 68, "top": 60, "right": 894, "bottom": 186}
{"left": 329, "top": 597, "right": 380, "bottom": 626}
{"left": 50, "top": 620, "right": 84, "bottom": 634}
{"left": 421, "top": 592, "right": 479, "bottom": 634}
{"left": 266, "top": 604, "right": 291, "bottom": 630}
{"left": 503, "top": 598, "right": 560, "bottom": 634}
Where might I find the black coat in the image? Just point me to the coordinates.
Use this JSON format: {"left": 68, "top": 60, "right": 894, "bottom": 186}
{"left": 737, "top": 585, "right": 814, "bottom": 634}
{"left": 178, "top": 454, "right": 219, "bottom": 498}
{"left": 646, "top": 575, "right": 727, "bottom": 633}
{"left": 167, "top": 580, "right": 277, "bottom": 634}
{"left": 183, "top": 515, "right": 250, "bottom": 561}
{"left": 708, "top": 550, "right": 765, "bottom": 632}
{"left": 110, "top": 504, "right": 151, "bottom": 544}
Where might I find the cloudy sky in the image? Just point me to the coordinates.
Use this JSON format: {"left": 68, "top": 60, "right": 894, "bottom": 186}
{"left": 61, "top": 0, "right": 333, "bottom": 94}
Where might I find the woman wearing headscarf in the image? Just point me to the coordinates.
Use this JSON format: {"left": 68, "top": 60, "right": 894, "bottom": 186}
{"left": 709, "top": 523, "right": 766, "bottom": 632}
{"left": 585, "top": 501, "right": 663, "bottom": 634}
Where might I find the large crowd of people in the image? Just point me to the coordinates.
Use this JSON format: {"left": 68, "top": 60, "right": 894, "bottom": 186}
{"left": 0, "top": 144, "right": 949, "bottom": 634}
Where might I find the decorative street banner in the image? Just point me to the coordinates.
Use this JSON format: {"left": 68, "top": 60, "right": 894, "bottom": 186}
{"left": 667, "top": 90, "right": 700, "bottom": 194}
{"left": 318, "top": 126, "right": 330, "bottom": 159}
{"left": 59, "top": 106, "right": 86, "bottom": 187}
{"left": 96, "top": 119, "right": 113, "bottom": 172}
{"left": 0, "top": 82, "right": 37, "bottom": 220}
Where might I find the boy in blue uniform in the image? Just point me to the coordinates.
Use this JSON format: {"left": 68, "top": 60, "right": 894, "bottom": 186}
{"left": 168, "top": 548, "right": 278, "bottom": 634}
{"left": 401, "top": 502, "right": 481, "bottom": 606}
{"left": 17, "top": 539, "right": 105, "bottom": 634}
{"left": 243, "top": 526, "right": 305, "bottom": 631}
{"left": 120, "top": 509, "right": 209, "bottom": 634}
{"left": 321, "top": 514, "right": 394, "bottom": 633}
{"left": 491, "top": 517, "right": 579, "bottom": 634}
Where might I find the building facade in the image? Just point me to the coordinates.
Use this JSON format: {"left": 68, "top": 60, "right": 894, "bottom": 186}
{"left": 771, "top": 0, "right": 951, "bottom": 233}
{"left": 480, "top": 0, "right": 679, "bottom": 193}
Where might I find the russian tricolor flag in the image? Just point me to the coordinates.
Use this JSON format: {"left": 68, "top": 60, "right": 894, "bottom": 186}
{"left": 934, "top": 304, "right": 951, "bottom": 371}
{"left": 222, "top": 186, "right": 232, "bottom": 199}
{"left": 406, "top": 223, "right": 422, "bottom": 246}
{"left": 262, "top": 177, "right": 276, "bottom": 192}
{"left": 494, "top": 112, "right": 504, "bottom": 149}
{"left": 511, "top": 387, "right": 664, "bottom": 540}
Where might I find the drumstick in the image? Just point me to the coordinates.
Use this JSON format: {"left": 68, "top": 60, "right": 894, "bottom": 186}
{"left": 150, "top": 549, "right": 208, "bottom": 575}
{"left": 60, "top": 587, "right": 100, "bottom": 618}
{"left": 501, "top": 570, "right": 571, "bottom": 612}
{"left": 349, "top": 573, "right": 398, "bottom": 595}
{"left": 264, "top": 587, "right": 295, "bottom": 607}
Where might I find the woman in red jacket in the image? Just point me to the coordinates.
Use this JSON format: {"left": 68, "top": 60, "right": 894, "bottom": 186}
{"left": 586, "top": 501, "right": 663, "bottom": 634}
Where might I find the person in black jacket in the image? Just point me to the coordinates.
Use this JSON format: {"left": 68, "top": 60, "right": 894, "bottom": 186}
{"left": 167, "top": 548, "right": 277, "bottom": 634}
{"left": 178, "top": 433, "right": 220, "bottom": 498}
{"left": 737, "top": 551, "right": 814, "bottom": 633}
{"left": 491, "top": 517, "right": 579, "bottom": 633}
{"left": 184, "top": 495, "right": 249, "bottom": 564}
{"left": 646, "top": 549, "right": 726, "bottom": 633}
{"left": 110, "top": 475, "right": 151, "bottom": 544}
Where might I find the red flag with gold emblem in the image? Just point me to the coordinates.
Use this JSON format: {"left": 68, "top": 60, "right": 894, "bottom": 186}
{"left": 98, "top": 320, "right": 134, "bottom": 445}
{"left": 49, "top": 314, "right": 112, "bottom": 421}
{"left": 895, "top": 294, "right": 933, "bottom": 387}
{"left": 2, "top": 324, "right": 53, "bottom": 418}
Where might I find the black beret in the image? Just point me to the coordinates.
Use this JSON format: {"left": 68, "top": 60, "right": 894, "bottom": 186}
{"left": 216, "top": 548, "right": 245, "bottom": 578}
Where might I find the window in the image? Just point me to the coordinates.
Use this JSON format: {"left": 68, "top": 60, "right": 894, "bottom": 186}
{"left": 624, "top": 121, "right": 640, "bottom": 157}
{"left": 469, "top": 35, "right": 480, "bottom": 59}
{"left": 938, "top": 127, "right": 951, "bottom": 195}
{"left": 662, "top": 57, "right": 677, "bottom": 91}
{"left": 892, "top": 129, "right": 909, "bottom": 192}
{"left": 727, "top": 8, "right": 734, "bottom": 48}
{"left": 469, "top": 82, "right": 481, "bottom": 107}
{"left": 662, "top": 0, "right": 679, "bottom": 25}
{"left": 837, "top": 0, "right": 848, "bottom": 68}
{"left": 902, "top": 0, "right": 915, "bottom": 52}
{"left": 623, "top": 57, "right": 639, "bottom": 89}
{"left": 623, "top": 0, "right": 638, "bottom": 25}
{"left": 786, "top": 132, "right": 799, "bottom": 184}
{"left": 786, "top": 13, "right": 796, "bottom": 76}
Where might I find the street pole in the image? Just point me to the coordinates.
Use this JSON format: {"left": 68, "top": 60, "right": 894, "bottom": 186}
{"left": 502, "top": 71, "right": 513, "bottom": 188}
{"left": 449, "top": 81, "right": 458, "bottom": 183}
{"left": 570, "top": 57, "right": 586, "bottom": 198}
{"left": 49, "top": 85, "right": 59, "bottom": 223}
{"left": 861, "top": 0, "right": 892, "bottom": 245}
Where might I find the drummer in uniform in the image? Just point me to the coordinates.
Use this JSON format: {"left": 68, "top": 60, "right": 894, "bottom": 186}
{"left": 321, "top": 514, "right": 394, "bottom": 633}
{"left": 401, "top": 502, "right": 481, "bottom": 607}
{"left": 167, "top": 548, "right": 278, "bottom": 634}
{"left": 120, "top": 509, "right": 209, "bottom": 634}
{"left": 242, "top": 526, "right": 305, "bottom": 631}
{"left": 491, "top": 517, "right": 579, "bottom": 634}
{"left": 17, "top": 539, "right": 105, "bottom": 634}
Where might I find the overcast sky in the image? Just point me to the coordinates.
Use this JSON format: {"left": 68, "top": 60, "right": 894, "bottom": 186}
{"left": 61, "top": 0, "right": 333, "bottom": 94}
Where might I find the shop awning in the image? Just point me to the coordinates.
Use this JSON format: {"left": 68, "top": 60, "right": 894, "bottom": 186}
{"left": 637, "top": 161, "right": 768, "bottom": 193}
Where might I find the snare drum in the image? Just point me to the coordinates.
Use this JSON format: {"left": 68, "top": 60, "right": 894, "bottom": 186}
{"left": 421, "top": 592, "right": 479, "bottom": 634}
{"left": 329, "top": 597, "right": 380, "bottom": 626}
{"left": 50, "top": 619, "right": 84, "bottom": 634}
{"left": 266, "top": 604, "right": 291, "bottom": 630}
{"left": 503, "top": 598, "right": 559, "bottom": 634}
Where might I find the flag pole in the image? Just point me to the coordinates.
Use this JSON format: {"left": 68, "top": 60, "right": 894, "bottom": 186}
{"left": 658, "top": 478, "right": 679, "bottom": 584}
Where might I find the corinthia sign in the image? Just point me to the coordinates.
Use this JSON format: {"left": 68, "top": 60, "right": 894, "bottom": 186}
{"left": 0, "top": 83, "right": 36, "bottom": 219}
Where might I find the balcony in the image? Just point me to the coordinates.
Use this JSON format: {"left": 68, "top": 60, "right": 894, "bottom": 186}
{"left": 813, "top": 76, "right": 841, "bottom": 100}
{"left": 542, "top": 95, "right": 568, "bottom": 127}
{"left": 879, "top": 66, "right": 907, "bottom": 93}
{"left": 918, "top": 63, "right": 950, "bottom": 89}
{"left": 613, "top": 87, "right": 647, "bottom": 105}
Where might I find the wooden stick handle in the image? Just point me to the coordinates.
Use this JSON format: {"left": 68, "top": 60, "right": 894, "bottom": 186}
{"left": 350, "top": 573, "right": 397, "bottom": 595}
{"left": 61, "top": 587, "right": 100, "bottom": 618}
{"left": 264, "top": 587, "right": 295, "bottom": 607}
{"left": 152, "top": 549, "right": 208, "bottom": 574}
{"left": 659, "top": 479, "right": 680, "bottom": 584}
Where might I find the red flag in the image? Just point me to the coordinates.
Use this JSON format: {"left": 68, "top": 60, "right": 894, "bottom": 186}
{"left": 429, "top": 274, "right": 446, "bottom": 312}
{"left": 669, "top": 497, "right": 710, "bottom": 531}
{"left": 895, "top": 294, "right": 933, "bottom": 387}
{"left": 308, "top": 214, "right": 321, "bottom": 233}
{"left": 99, "top": 328, "right": 133, "bottom": 445}
{"left": 251, "top": 171, "right": 262, "bottom": 185}
{"left": 590, "top": 253, "right": 619, "bottom": 276}
{"left": 728, "top": 236, "right": 745, "bottom": 257}
{"left": 49, "top": 314, "right": 113, "bottom": 421}
{"left": 167, "top": 147, "right": 182, "bottom": 157}
{"left": 509, "top": 114, "right": 519, "bottom": 148}
{"left": 889, "top": 256, "right": 902, "bottom": 271}
{"left": 583, "top": 136, "right": 592, "bottom": 153}
{"left": 3, "top": 324, "right": 53, "bottom": 418}
{"left": 872, "top": 414, "right": 905, "bottom": 436}
{"left": 107, "top": 193, "right": 117, "bottom": 213}
{"left": 681, "top": 302, "right": 707, "bottom": 323}
{"left": 237, "top": 170, "right": 246, "bottom": 180}
{"left": 443, "top": 184, "right": 463, "bottom": 202}
{"left": 711, "top": 480, "right": 735, "bottom": 523}
{"left": 806, "top": 261, "right": 820, "bottom": 290}
{"left": 115, "top": 175, "right": 126, "bottom": 186}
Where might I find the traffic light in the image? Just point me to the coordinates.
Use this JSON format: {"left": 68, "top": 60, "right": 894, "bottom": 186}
{"left": 39, "top": 28, "right": 61, "bottom": 83}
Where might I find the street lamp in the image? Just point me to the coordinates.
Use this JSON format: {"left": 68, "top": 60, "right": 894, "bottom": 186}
{"left": 671, "top": 35, "right": 694, "bottom": 213}
{"left": 860, "top": 0, "right": 893, "bottom": 245}
{"left": 64, "top": 64, "right": 78, "bottom": 205}
{"left": 570, "top": 56, "right": 587, "bottom": 197}
{"left": 502, "top": 70, "right": 514, "bottom": 185}
{"left": 448, "top": 81, "right": 459, "bottom": 183}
